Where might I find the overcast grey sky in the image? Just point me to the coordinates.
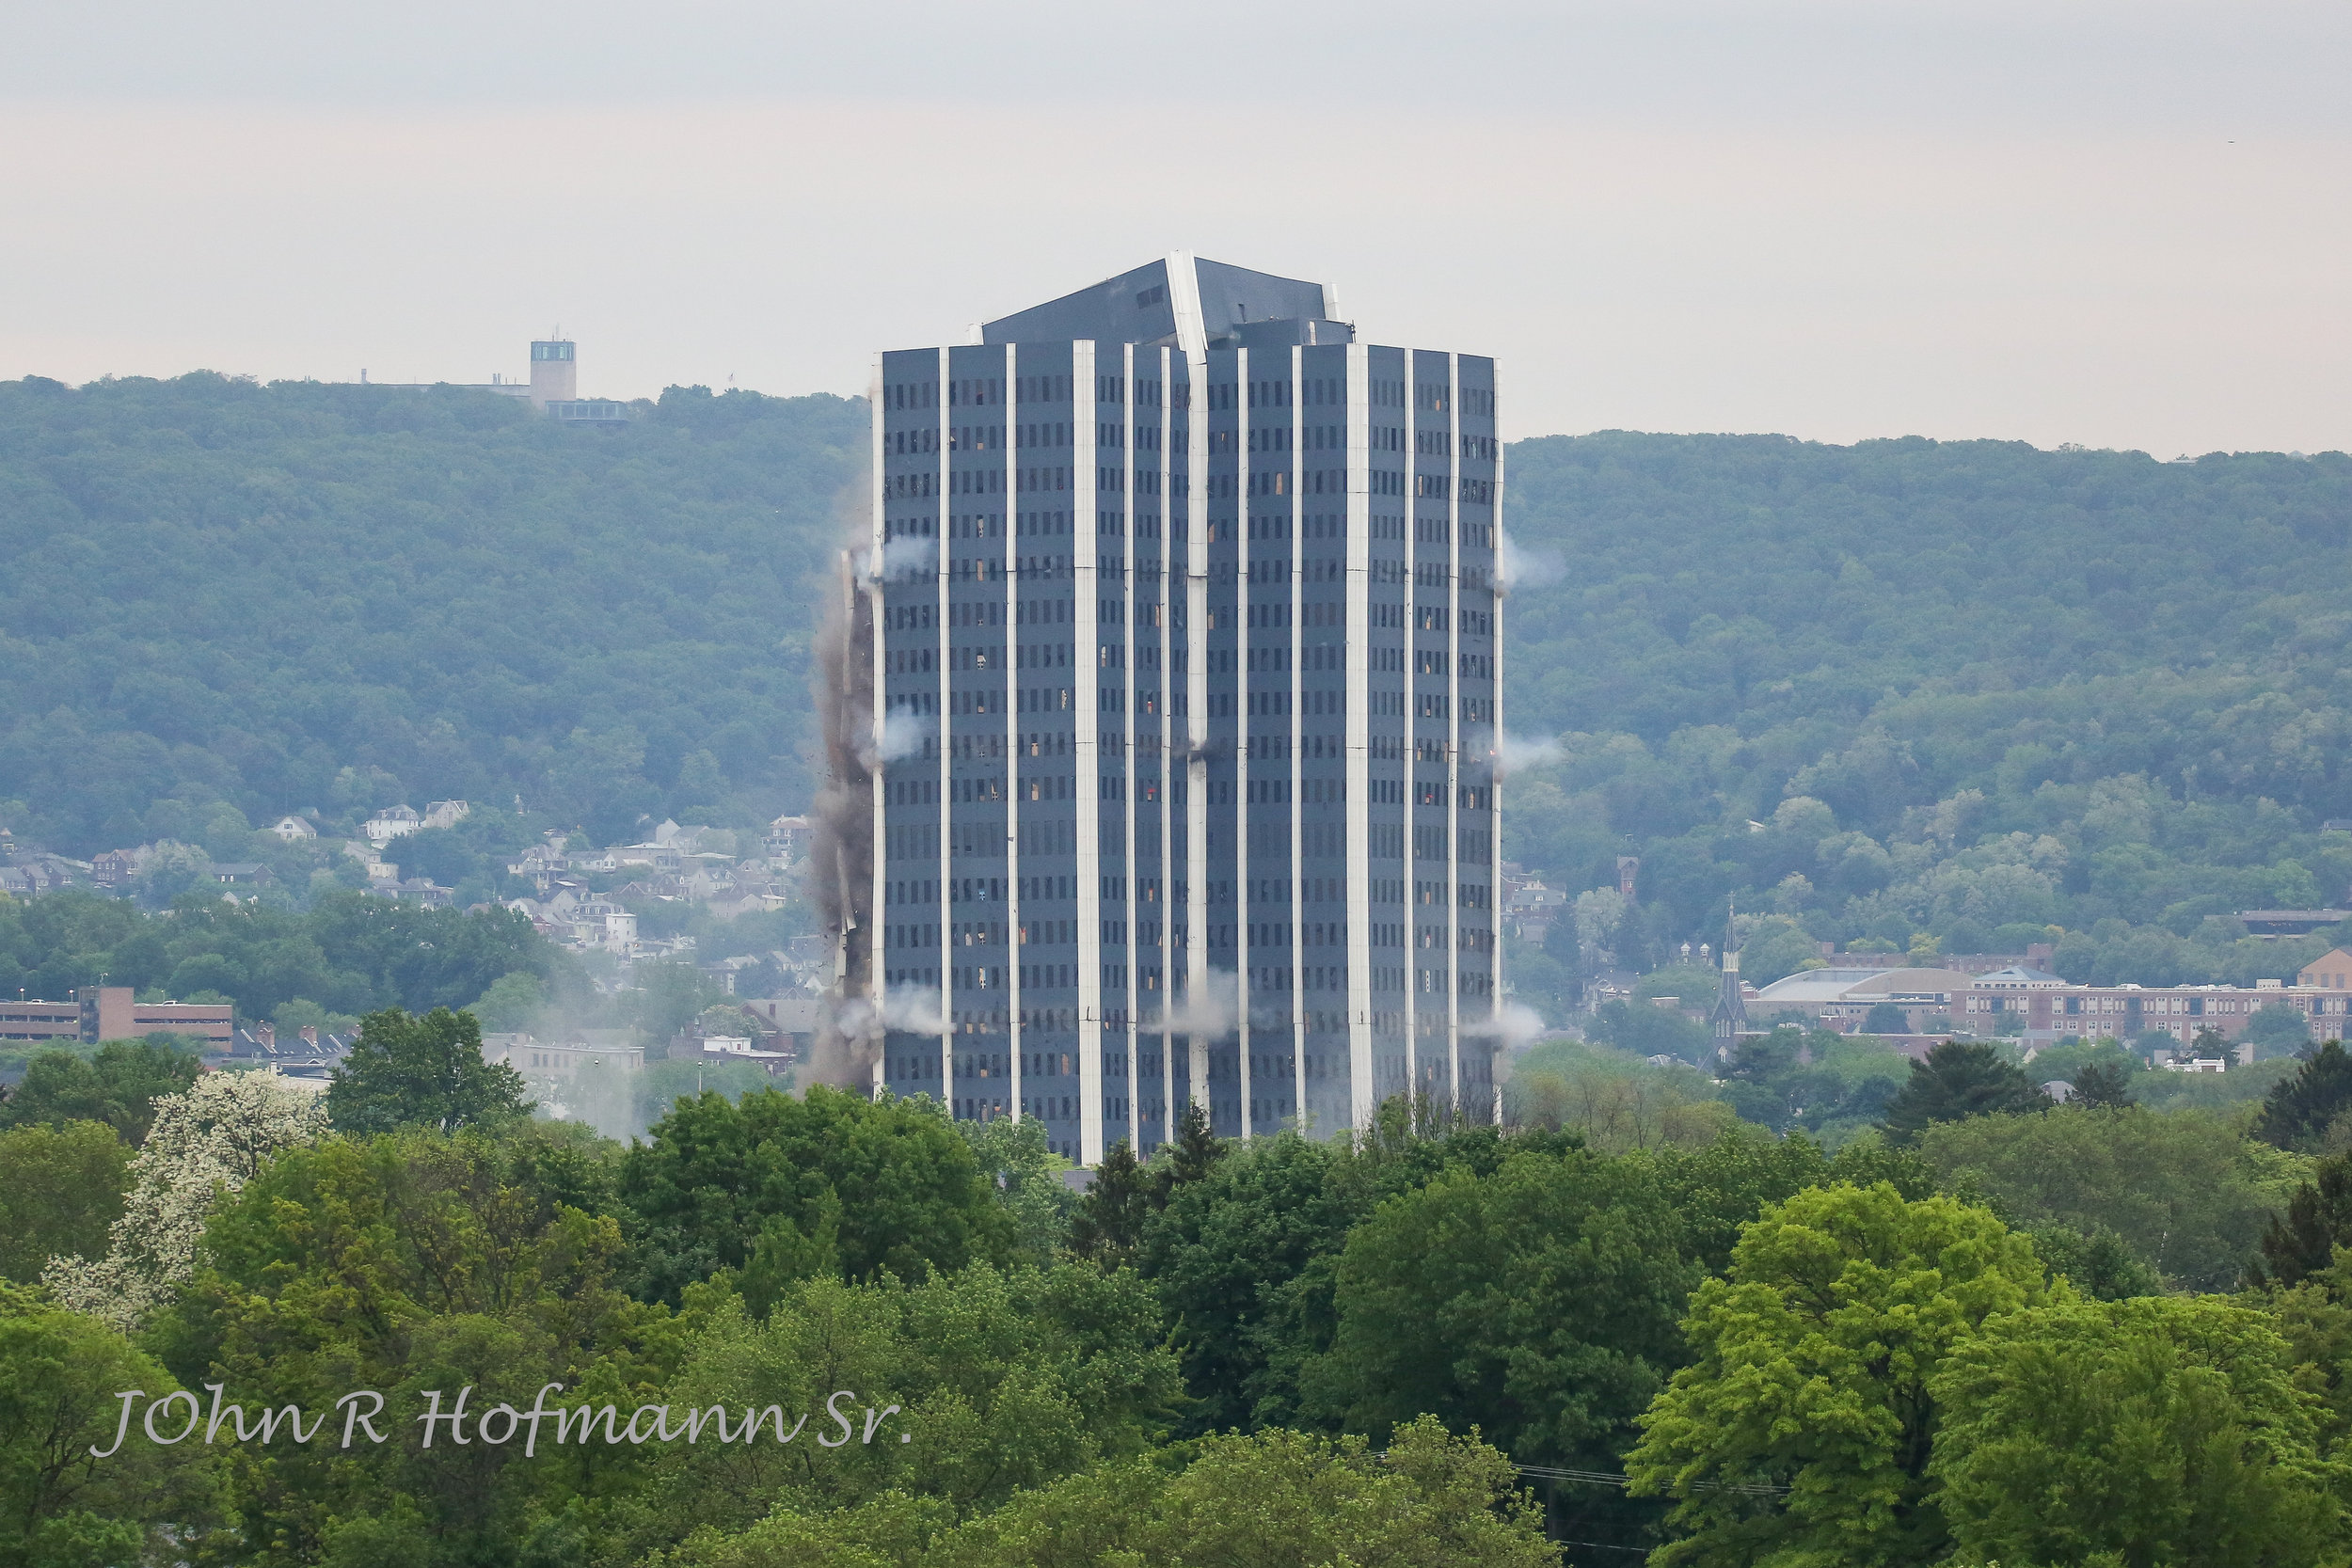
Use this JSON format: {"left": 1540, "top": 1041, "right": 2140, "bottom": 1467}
{"left": 4, "top": 1, "right": 2345, "bottom": 452}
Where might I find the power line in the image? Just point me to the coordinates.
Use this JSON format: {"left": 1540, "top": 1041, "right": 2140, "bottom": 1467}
{"left": 1510, "top": 1461, "right": 1788, "bottom": 1497}
{"left": 1373, "top": 1451, "right": 1788, "bottom": 1498}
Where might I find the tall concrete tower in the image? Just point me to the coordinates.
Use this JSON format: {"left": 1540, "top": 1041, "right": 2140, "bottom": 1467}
{"left": 865, "top": 254, "right": 1502, "bottom": 1163}
{"left": 529, "top": 339, "right": 577, "bottom": 409}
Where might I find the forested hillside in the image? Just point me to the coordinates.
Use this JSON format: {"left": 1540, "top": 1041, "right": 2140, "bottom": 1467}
{"left": 0, "top": 373, "right": 864, "bottom": 849}
{"left": 5, "top": 374, "right": 2350, "bottom": 992}
{"left": 1501, "top": 434, "right": 2352, "bottom": 994}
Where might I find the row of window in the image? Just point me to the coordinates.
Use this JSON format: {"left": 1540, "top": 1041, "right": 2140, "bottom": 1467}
{"left": 889, "top": 374, "right": 1492, "bottom": 420}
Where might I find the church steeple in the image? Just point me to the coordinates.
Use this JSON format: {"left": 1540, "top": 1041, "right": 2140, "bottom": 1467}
{"left": 1709, "top": 899, "right": 1747, "bottom": 1053}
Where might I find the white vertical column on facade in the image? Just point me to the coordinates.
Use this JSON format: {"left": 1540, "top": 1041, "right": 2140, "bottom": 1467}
{"left": 866, "top": 356, "right": 889, "bottom": 1033}
{"left": 1006, "top": 342, "right": 1024, "bottom": 1124}
{"left": 1073, "top": 341, "right": 1104, "bottom": 1163}
{"left": 1488, "top": 395, "right": 1507, "bottom": 1123}
{"left": 1121, "top": 342, "right": 1140, "bottom": 1148}
{"left": 1401, "top": 356, "right": 1420, "bottom": 1104}
{"left": 1156, "top": 344, "right": 1177, "bottom": 1152}
{"left": 1234, "top": 345, "right": 1253, "bottom": 1141}
{"left": 1343, "top": 343, "right": 1375, "bottom": 1132}
{"left": 1444, "top": 356, "right": 1462, "bottom": 1108}
{"left": 1288, "top": 343, "right": 1306, "bottom": 1127}
{"left": 936, "top": 346, "right": 955, "bottom": 1094}
{"left": 1170, "top": 261, "right": 1213, "bottom": 1119}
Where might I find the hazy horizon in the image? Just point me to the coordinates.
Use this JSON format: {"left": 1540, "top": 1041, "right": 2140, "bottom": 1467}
{"left": 4, "top": 0, "right": 2347, "bottom": 456}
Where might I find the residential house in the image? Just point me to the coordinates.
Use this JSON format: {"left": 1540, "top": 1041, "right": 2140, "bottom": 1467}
{"left": 701, "top": 954, "right": 762, "bottom": 994}
{"left": 363, "top": 805, "right": 422, "bottom": 846}
{"left": 269, "top": 816, "right": 318, "bottom": 841}
{"left": 423, "top": 800, "right": 470, "bottom": 831}
{"left": 92, "top": 848, "right": 144, "bottom": 888}
{"left": 505, "top": 845, "right": 569, "bottom": 895}
{"left": 213, "top": 863, "right": 275, "bottom": 888}
{"left": 739, "top": 997, "right": 823, "bottom": 1058}
{"left": 612, "top": 843, "right": 684, "bottom": 872}
{"left": 765, "top": 815, "right": 812, "bottom": 863}
{"left": 0, "top": 860, "right": 79, "bottom": 895}
{"left": 1502, "top": 874, "right": 1566, "bottom": 944}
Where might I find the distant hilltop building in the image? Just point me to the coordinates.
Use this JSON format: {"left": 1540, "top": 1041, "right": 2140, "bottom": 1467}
{"left": 358, "top": 337, "right": 628, "bottom": 426}
{"left": 529, "top": 339, "right": 576, "bottom": 406}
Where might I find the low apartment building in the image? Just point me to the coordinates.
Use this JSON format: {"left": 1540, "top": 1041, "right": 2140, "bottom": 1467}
{"left": 0, "top": 988, "right": 233, "bottom": 1045}
{"left": 1970, "top": 971, "right": 2352, "bottom": 1046}
{"left": 0, "top": 998, "right": 85, "bottom": 1042}
{"left": 81, "top": 987, "right": 234, "bottom": 1046}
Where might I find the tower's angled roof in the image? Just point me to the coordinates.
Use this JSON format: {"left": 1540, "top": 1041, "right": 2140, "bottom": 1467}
{"left": 980, "top": 254, "right": 1346, "bottom": 352}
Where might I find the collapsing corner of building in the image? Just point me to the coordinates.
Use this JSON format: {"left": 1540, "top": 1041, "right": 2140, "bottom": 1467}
{"left": 809, "top": 546, "right": 879, "bottom": 1088}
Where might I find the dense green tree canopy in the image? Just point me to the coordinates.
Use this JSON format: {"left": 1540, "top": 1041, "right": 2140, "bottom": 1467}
{"left": 0, "top": 887, "right": 557, "bottom": 1029}
{"left": 0, "top": 1038, "right": 199, "bottom": 1142}
{"left": 1502, "top": 435, "right": 2352, "bottom": 967}
{"left": 618, "top": 1086, "right": 1014, "bottom": 1305}
{"left": 1913, "top": 1103, "right": 2305, "bottom": 1291}
{"left": 0, "top": 1121, "right": 130, "bottom": 1283}
{"left": 665, "top": 1418, "right": 1556, "bottom": 1568}
{"left": 5, "top": 1074, "right": 2344, "bottom": 1565}
{"left": 325, "top": 1005, "right": 532, "bottom": 1134}
{"left": 1716, "top": 1025, "right": 1911, "bottom": 1141}
{"left": 1301, "top": 1148, "right": 1696, "bottom": 1473}
{"left": 0, "top": 1285, "right": 216, "bottom": 1564}
{"left": 0, "top": 374, "right": 864, "bottom": 849}
{"left": 1931, "top": 1295, "right": 2342, "bottom": 1565}
{"left": 1504, "top": 1037, "right": 1735, "bottom": 1152}
{"left": 8, "top": 380, "right": 2352, "bottom": 975}
{"left": 2251, "top": 1152, "right": 2352, "bottom": 1290}
{"left": 2255, "top": 1039, "right": 2352, "bottom": 1150}
{"left": 1880, "top": 1039, "right": 2047, "bottom": 1145}
{"left": 1136, "top": 1117, "right": 1546, "bottom": 1435}
{"left": 1625, "top": 1182, "right": 2046, "bottom": 1568}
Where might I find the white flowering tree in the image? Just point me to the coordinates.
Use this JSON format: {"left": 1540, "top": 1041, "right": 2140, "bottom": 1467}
{"left": 43, "top": 1071, "right": 327, "bottom": 1330}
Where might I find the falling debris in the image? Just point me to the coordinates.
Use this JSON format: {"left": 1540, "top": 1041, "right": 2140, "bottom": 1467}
{"left": 807, "top": 536, "right": 880, "bottom": 1091}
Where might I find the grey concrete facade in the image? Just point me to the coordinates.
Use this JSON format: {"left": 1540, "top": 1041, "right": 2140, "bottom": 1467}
{"left": 868, "top": 254, "right": 1500, "bottom": 1163}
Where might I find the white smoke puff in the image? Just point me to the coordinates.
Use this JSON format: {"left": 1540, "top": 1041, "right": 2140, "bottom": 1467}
{"left": 834, "top": 985, "right": 950, "bottom": 1039}
{"left": 879, "top": 535, "right": 935, "bottom": 580}
{"left": 876, "top": 709, "right": 931, "bottom": 762}
{"left": 1464, "top": 1001, "right": 1552, "bottom": 1053}
{"left": 879, "top": 984, "right": 950, "bottom": 1035}
{"left": 1498, "top": 532, "right": 1565, "bottom": 590}
{"left": 1496, "top": 732, "right": 1564, "bottom": 774}
{"left": 852, "top": 987, "right": 947, "bottom": 1037}
{"left": 1156, "top": 968, "right": 1240, "bottom": 1038}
